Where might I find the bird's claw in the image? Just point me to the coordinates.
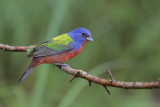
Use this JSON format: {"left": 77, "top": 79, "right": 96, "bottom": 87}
{"left": 53, "top": 63, "right": 70, "bottom": 71}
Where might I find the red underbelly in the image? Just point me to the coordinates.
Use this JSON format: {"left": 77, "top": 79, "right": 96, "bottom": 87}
{"left": 41, "top": 51, "right": 77, "bottom": 64}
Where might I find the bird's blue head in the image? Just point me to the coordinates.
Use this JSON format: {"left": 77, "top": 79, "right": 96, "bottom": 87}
{"left": 68, "top": 28, "right": 93, "bottom": 45}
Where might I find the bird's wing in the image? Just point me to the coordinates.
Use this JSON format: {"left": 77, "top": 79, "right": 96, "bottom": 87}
{"left": 27, "top": 34, "right": 76, "bottom": 58}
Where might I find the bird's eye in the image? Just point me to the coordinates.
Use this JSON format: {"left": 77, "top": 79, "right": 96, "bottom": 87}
{"left": 81, "top": 33, "right": 86, "bottom": 36}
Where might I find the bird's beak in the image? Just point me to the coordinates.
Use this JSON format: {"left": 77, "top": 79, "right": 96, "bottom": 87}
{"left": 87, "top": 37, "right": 94, "bottom": 41}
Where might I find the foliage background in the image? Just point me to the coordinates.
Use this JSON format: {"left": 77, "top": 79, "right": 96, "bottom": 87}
{"left": 0, "top": 0, "right": 160, "bottom": 107}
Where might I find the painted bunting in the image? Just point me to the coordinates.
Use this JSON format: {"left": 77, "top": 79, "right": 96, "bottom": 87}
{"left": 18, "top": 28, "right": 93, "bottom": 83}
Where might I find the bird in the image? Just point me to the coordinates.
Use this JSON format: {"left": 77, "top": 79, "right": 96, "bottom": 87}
{"left": 18, "top": 27, "right": 93, "bottom": 83}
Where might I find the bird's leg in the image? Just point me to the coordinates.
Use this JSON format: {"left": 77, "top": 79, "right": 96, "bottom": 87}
{"left": 53, "top": 63, "right": 70, "bottom": 71}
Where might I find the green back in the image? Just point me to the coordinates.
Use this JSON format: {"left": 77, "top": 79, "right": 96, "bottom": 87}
{"left": 46, "top": 34, "right": 73, "bottom": 50}
{"left": 27, "top": 34, "right": 75, "bottom": 57}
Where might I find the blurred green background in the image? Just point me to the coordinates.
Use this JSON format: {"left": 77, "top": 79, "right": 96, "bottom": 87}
{"left": 0, "top": 0, "right": 160, "bottom": 107}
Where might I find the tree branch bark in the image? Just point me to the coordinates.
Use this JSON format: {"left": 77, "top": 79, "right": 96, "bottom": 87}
{"left": 0, "top": 43, "right": 160, "bottom": 93}
{"left": 0, "top": 43, "right": 34, "bottom": 52}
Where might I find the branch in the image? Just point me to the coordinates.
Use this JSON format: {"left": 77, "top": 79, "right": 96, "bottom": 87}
{"left": 0, "top": 43, "right": 35, "bottom": 52}
{"left": 1, "top": 43, "right": 160, "bottom": 92}
{"left": 57, "top": 65, "right": 160, "bottom": 89}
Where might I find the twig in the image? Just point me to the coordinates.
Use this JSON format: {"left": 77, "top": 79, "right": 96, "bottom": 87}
{"left": 69, "top": 75, "right": 77, "bottom": 83}
{"left": 89, "top": 81, "right": 92, "bottom": 86}
{"left": 1, "top": 43, "right": 160, "bottom": 89}
{"left": 103, "top": 85, "right": 111, "bottom": 95}
{"left": 107, "top": 68, "right": 116, "bottom": 81}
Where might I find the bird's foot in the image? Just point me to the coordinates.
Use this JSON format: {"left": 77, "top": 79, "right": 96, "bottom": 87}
{"left": 53, "top": 63, "right": 70, "bottom": 71}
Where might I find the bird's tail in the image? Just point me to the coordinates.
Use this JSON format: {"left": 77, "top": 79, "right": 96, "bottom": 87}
{"left": 18, "top": 57, "right": 42, "bottom": 84}
{"left": 18, "top": 67, "right": 33, "bottom": 84}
